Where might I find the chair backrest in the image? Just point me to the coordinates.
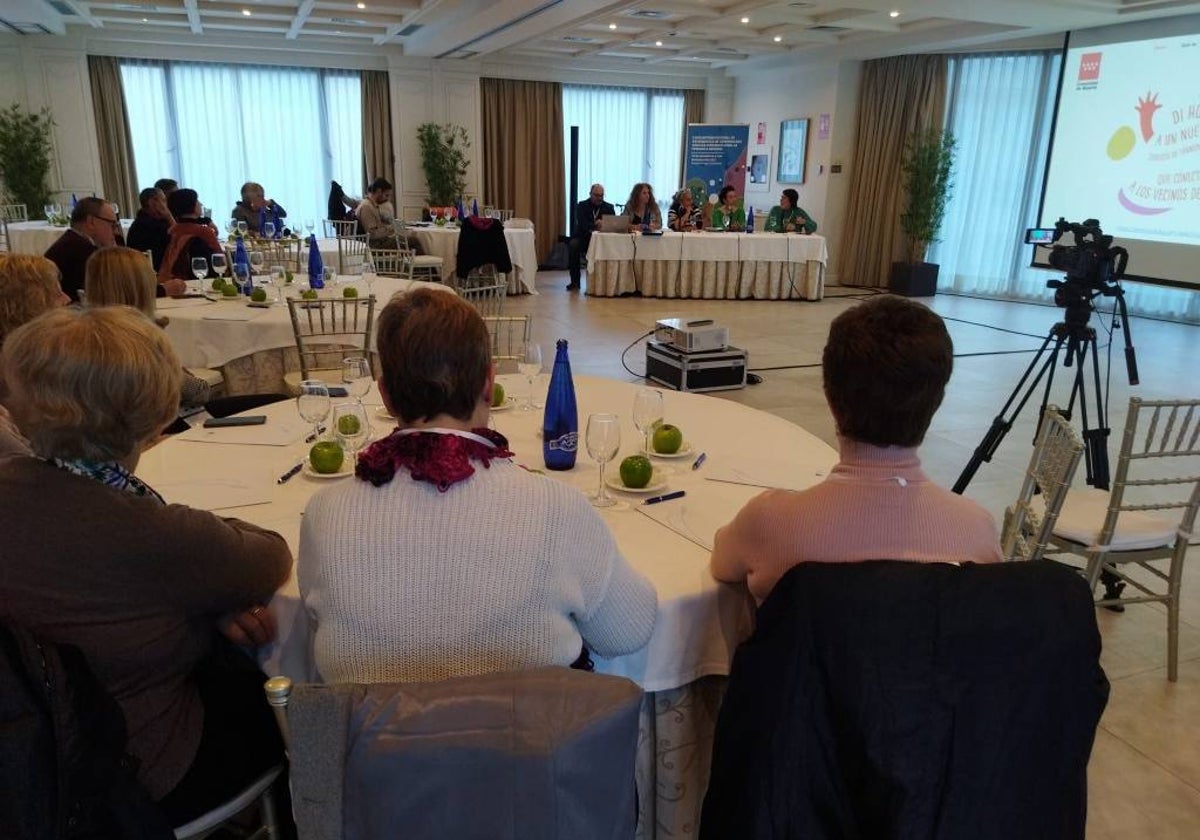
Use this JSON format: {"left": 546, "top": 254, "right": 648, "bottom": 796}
{"left": 484, "top": 315, "right": 531, "bottom": 372}
{"left": 1, "top": 203, "right": 28, "bottom": 223}
{"left": 274, "top": 667, "right": 641, "bottom": 840}
{"left": 368, "top": 247, "right": 408, "bottom": 278}
{"left": 458, "top": 266, "right": 506, "bottom": 316}
{"left": 255, "top": 237, "right": 304, "bottom": 272}
{"left": 286, "top": 296, "right": 376, "bottom": 380}
{"left": 328, "top": 221, "right": 368, "bottom": 275}
{"left": 1098, "top": 396, "right": 1200, "bottom": 552}
{"left": 701, "top": 560, "right": 1109, "bottom": 840}
{"left": 1002, "top": 405, "right": 1084, "bottom": 562}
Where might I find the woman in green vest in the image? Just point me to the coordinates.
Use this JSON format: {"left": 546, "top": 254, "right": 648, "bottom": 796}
{"left": 710, "top": 186, "right": 745, "bottom": 232}
{"left": 765, "top": 188, "right": 818, "bottom": 234}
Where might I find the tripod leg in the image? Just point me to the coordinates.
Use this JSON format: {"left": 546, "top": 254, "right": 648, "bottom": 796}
{"left": 952, "top": 329, "right": 1065, "bottom": 494}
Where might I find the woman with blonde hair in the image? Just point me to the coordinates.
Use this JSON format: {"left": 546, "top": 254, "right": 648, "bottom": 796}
{"left": 0, "top": 306, "right": 291, "bottom": 827}
{"left": 0, "top": 254, "right": 69, "bottom": 455}
{"left": 86, "top": 246, "right": 210, "bottom": 411}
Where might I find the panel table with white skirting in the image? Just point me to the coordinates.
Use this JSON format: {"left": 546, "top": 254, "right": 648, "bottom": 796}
{"left": 157, "top": 276, "right": 450, "bottom": 394}
{"left": 133, "top": 375, "right": 837, "bottom": 839}
{"left": 6, "top": 219, "right": 132, "bottom": 255}
{"left": 585, "top": 230, "right": 827, "bottom": 300}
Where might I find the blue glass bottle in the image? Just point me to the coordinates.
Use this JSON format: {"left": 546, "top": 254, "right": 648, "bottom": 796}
{"left": 271, "top": 205, "right": 282, "bottom": 238}
{"left": 746, "top": 206, "right": 755, "bottom": 233}
{"left": 233, "top": 235, "right": 251, "bottom": 295}
{"left": 542, "top": 339, "right": 578, "bottom": 471}
{"left": 308, "top": 235, "right": 325, "bottom": 290}
{"left": 258, "top": 206, "right": 268, "bottom": 237}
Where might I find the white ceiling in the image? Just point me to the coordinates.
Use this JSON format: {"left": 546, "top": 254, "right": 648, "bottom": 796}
{"left": 3, "top": 0, "right": 1200, "bottom": 69}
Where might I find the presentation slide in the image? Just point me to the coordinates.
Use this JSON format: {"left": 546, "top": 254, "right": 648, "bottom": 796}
{"left": 1039, "top": 18, "right": 1200, "bottom": 288}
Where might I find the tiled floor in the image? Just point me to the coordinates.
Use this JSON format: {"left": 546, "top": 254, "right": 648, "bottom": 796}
{"left": 510, "top": 270, "right": 1200, "bottom": 837}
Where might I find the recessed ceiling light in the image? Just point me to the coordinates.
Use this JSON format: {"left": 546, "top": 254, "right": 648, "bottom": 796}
{"left": 242, "top": 9, "right": 251, "bottom": 15}
{"left": 740, "top": 16, "right": 749, "bottom": 24}
{"left": 773, "top": 35, "right": 782, "bottom": 42}
{"left": 609, "top": 23, "right": 617, "bottom": 30}
{"left": 655, "top": 40, "right": 663, "bottom": 46}
{"left": 357, "top": 2, "right": 365, "bottom": 7}
{"left": 890, "top": 10, "right": 900, "bottom": 17}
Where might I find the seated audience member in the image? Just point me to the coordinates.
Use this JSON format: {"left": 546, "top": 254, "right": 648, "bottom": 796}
{"left": 0, "top": 254, "right": 70, "bottom": 456}
{"left": 355, "top": 177, "right": 399, "bottom": 248}
{"left": 765, "top": 188, "right": 818, "bottom": 234}
{"left": 159, "top": 188, "right": 218, "bottom": 294}
{"left": 710, "top": 185, "right": 745, "bottom": 231}
{"left": 0, "top": 306, "right": 291, "bottom": 826}
{"left": 567, "top": 183, "right": 614, "bottom": 291}
{"left": 231, "top": 182, "right": 286, "bottom": 235}
{"left": 622, "top": 182, "right": 662, "bottom": 230}
{"left": 86, "top": 246, "right": 210, "bottom": 413}
{"left": 43, "top": 196, "right": 121, "bottom": 302}
{"left": 126, "top": 187, "right": 175, "bottom": 270}
{"left": 299, "top": 289, "right": 658, "bottom": 683}
{"left": 711, "top": 296, "right": 1002, "bottom": 603}
{"left": 154, "top": 177, "right": 178, "bottom": 196}
{"left": 668, "top": 188, "right": 703, "bottom": 232}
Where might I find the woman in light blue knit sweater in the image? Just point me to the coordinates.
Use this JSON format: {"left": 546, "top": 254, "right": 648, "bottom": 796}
{"left": 299, "top": 289, "right": 658, "bottom": 683}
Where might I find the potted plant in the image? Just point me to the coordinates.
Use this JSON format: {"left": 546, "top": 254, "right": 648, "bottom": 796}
{"left": 889, "top": 128, "right": 956, "bottom": 297}
{"left": 416, "top": 123, "right": 470, "bottom": 213}
{"left": 0, "top": 104, "right": 55, "bottom": 220}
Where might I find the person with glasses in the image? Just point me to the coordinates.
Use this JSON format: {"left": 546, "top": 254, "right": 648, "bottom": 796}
{"left": 567, "top": 183, "right": 614, "bottom": 291}
{"left": 42, "top": 196, "right": 123, "bottom": 303}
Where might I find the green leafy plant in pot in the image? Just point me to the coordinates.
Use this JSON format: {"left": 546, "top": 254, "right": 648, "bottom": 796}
{"left": 889, "top": 128, "right": 956, "bottom": 297}
{"left": 416, "top": 123, "right": 470, "bottom": 212}
{"left": 0, "top": 104, "right": 55, "bottom": 220}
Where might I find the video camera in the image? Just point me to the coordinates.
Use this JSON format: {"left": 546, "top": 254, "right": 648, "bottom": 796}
{"left": 1026, "top": 217, "right": 1128, "bottom": 291}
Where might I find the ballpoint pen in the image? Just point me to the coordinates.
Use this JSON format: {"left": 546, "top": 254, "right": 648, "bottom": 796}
{"left": 691, "top": 452, "right": 707, "bottom": 470}
{"left": 644, "top": 490, "right": 686, "bottom": 505}
{"left": 304, "top": 424, "right": 326, "bottom": 444}
{"left": 277, "top": 461, "right": 305, "bottom": 484}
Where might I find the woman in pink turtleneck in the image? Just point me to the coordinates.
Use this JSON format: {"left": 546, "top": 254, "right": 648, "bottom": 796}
{"left": 711, "top": 296, "right": 1002, "bottom": 604}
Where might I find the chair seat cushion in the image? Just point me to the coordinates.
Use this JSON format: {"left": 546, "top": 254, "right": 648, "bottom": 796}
{"left": 412, "top": 256, "right": 444, "bottom": 267}
{"left": 1052, "top": 487, "right": 1179, "bottom": 551}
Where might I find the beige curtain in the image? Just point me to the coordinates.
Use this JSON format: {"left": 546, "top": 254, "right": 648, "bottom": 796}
{"left": 87, "top": 55, "right": 138, "bottom": 216}
{"left": 680, "top": 89, "right": 706, "bottom": 182}
{"left": 837, "top": 55, "right": 947, "bottom": 287}
{"left": 480, "top": 77, "right": 565, "bottom": 263}
{"left": 361, "top": 70, "right": 393, "bottom": 189}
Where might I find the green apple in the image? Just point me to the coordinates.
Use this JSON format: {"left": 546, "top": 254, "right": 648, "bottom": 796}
{"left": 343, "top": 286, "right": 359, "bottom": 298}
{"left": 211, "top": 277, "right": 226, "bottom": 291}
{"left": 301, "top": 289, "right": 318, "bottom": 300}
{"left": 491, "top": 382, "right": 505, "bottom": 407}
{"left": 619, "top": 455, "right": 653, "bottom": 489}
{"left": 221, "top": 284, "right": 238, "bottom": 297}
{"left": 250, "top": 287, "right": 268, "bottom": 302}
{"left": 336, "top": 414, "right": 361, "bottom": 436}
{"left": 652, "top": 423, "right": 683, "bottom": 454}
{"left": 309, "top": 440, "right": 345, "bottom": 474}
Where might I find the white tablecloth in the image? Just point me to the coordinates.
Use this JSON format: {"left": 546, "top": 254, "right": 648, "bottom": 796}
{"left": 159, "top": 276, "right": 448, "bottom": 370}
{"left": 586, "top": 231, "right": 827, "bottom": 300}
{"left": 7, "top": 219, "right": 131, "bottom": 255}
{"left": 406, "top": 224, "right": 539, "bottom": 295}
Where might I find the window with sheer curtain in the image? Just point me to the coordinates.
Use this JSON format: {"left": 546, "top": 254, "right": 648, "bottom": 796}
{"left": 119, "top": 60, "right": 362, "bottom": 230}
{"left": 562, "top": 85, "right": 684, "bottom": 221}
{"left": 930, "top": 51, "right": 1197, "bottom": 322}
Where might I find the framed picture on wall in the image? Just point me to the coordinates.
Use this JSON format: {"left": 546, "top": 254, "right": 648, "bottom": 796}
{"left": 747, "top": 144, "right": 771, "bottom": 193}
{"left": 777, "top": 118, "right": 809, "bottom": 184}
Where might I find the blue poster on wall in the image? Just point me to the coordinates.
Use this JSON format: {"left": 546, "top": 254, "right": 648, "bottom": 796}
{"left": 684, "top": 124, "right": 750, "bottom": 206}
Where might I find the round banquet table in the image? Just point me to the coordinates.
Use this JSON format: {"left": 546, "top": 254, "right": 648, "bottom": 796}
{"left": 134, "top": 375, "right": 837, "bottom": 838}
{"left": 156, "top": 275, "right": 449, "bottom": 394}
{"left": 7, "top": 219, "right": 132, "bottom": 255}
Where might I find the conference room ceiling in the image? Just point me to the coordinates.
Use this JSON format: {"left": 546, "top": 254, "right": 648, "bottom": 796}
{"left": 5, "top": 0, "right": 1200, "bottom": 68}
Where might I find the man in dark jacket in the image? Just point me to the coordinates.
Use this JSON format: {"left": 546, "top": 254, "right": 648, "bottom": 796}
{"left": 126, "top": 187, "right": 174, "bottom": 271}
{"left": 567, "top": 183, "right": 614, "bottom": 291}
{"left": 43, "top": 197, "right": 120, "bottom": 302}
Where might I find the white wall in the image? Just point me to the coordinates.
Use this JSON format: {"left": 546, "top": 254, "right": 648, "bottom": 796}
{"left": 0, "top": 29, "right": 730, "bottom": 219}
{"left": 729, "top": 60, "right": 861, "bottom": 284}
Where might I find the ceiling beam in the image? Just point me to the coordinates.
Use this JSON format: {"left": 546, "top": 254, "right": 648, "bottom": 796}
{"left": 287, "top": 0, "right": 318, "bottom": 40}
{"left": 183, "top": 0, "right": 202, "bottom": 35}
{"left": 374, "top": 0, "right": 446, "bottom": 46}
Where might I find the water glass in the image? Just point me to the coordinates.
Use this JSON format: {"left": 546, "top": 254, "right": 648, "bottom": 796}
{"left": 210, "top": 252, "right": 228, "bottom": 279}
{"left": 632, "top": 388, "right": 664, "bottom": 454}
{"left": 297, "top": 380, "right": 331, "bottom": 440}
{"left": 586, "top": 413, "right": 621, "bottom": 508}
{"left": 333, "top": 402, "right": 370, "bottom": 456}
{"left": 249, "top": 250, "right": 265, "bottom": 278}
{"left": 269, "top": 265, "right": 287, "bottom": 302}
{"left": 518, "top": 342, "right": 543, "bottom": 410}
{"left": 305, "top": 219, "right": 315, "bottom": 236}
{"left": 232, "top": 262, "right": 251, "bottom": 295}
{"left": 263, "top": 221, "right": 276, "bottom": 239}
{"left": 190, "top": 256, "right": 208, "bottom": 285}
{"left": 342, "top": 356, "right": 372, "bottom": 401}
{"left": 236, "top": 220, "right": 248, "bottom": 237}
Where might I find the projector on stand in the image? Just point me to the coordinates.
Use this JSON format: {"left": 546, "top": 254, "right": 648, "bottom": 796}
{"left": 654, "top": 318, "right": 729, "bottom": 353}
{"left": 647, "top": 317, "right": 746, "bottom": 392}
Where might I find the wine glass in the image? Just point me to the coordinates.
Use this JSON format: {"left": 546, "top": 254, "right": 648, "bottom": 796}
{"left": 296, "top": 380, "right": 331, "bottom": 440}
{"left": 249, "top": 250, "right": 265, "bottom": 279}
{"left": 210, "top": 252, "right": 228, "bottom": 281}
{"left": 190, "top": 257, "right": 208, "bottom": 291}
{"left": 262, "top": 221, "right": 276, "bottom": 240}
{"left": 269, "top": 264, "right": 287, "bottom": 303}
{"left": 236, "top": 220, "right": 248, "bottom": 237}
{"left": 305, "top": 219, "right": 315, "bottom": 236}
{"left": 518, "top": 342, "right": 543, "bottom": 411}
{"left": 342, "top": 356, "right": 372, "bottom": 403}
{"left": 226, "top": 220, "right": 238, "bottom": 237}
{"left": 361, "top": 252, "right": 376, "bottom": 298}
{"left": 632, "top": 388, "right": 664, "bottom": 454}
{"left": 232, "top": 261, "right": 251, "bottom": 295}
{"left": 586, "top": 413, "right": 621, "bottom": 508}
{"left": 43, "top": 204, "right": 54, "bottom": 221}
{"left": 332, "top": 402, "right": 370, "bottom": 457}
